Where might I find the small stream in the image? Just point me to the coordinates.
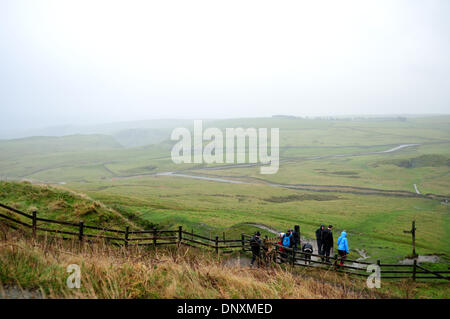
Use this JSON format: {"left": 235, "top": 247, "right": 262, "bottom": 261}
{"left": 400, "top": 255, "right": 443, "bottom": 264}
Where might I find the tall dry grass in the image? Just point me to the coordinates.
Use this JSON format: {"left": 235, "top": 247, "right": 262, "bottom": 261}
{"left": 0, "top": 226, "right": 407, "bottom": 299}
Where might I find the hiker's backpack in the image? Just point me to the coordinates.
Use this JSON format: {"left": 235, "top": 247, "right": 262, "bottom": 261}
{"left": 282, "top": 235, "right": 290, "bottom": 247}
{"left": 302, "top": 243, "right": 313, "bottom": 253}
{"left": 250, "top": 236, "right": 259, "bottom": 247}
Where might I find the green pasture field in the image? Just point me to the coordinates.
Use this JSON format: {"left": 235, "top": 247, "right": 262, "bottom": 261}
{"left": 0, "top": 116, "right": 449, "bottom": 265}
{"left": 67, "top": 174, "right": 450, "bottom": 264}
{"left": 191, "top": 144, "right": 450, "bottom": 195}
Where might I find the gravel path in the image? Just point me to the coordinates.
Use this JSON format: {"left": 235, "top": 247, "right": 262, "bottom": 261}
{"left": 0, "top": 286, "right": 43, "bottom": 299}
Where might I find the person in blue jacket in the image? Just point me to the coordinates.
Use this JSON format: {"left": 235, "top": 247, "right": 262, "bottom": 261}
{"left": 282, "top": 230, "right": 293, "bottom": 248}
{"left": 336, "top": 231, "right": 349, "bottom": 266}
{"left": 282, "top": 230, "right": 294, "bottom": 263}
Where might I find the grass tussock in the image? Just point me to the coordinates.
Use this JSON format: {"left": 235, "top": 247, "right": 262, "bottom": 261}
{"left": 0, "top": 227, "right": 365, "bottom": 299}
{"left": 1, "top": 226, "right": 447, "bottom": 299}
{"left": 0, "top": 181, "right": 143, "bottom": 230}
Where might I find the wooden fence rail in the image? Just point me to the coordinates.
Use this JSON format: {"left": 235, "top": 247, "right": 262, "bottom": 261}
{"left": 264, "top": 242, "right": 449, "bottom": 281}
{"left": 0, "top": 202, "right": 448, "bottom": 281}
{"left": 0, "top": 203, "right": 254, "bottom": 249}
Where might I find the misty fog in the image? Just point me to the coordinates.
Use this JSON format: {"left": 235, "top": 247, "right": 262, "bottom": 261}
{"left": 1, "top": 0, "right": 449, "bottom": 134}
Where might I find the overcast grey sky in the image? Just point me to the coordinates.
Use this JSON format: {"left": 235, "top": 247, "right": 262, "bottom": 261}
{"left": 0, "top": 0, "right": 449, "bottom": 130}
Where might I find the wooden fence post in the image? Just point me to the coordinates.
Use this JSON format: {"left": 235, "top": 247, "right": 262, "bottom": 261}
{"left": 292, "top": 248, "right": 296, "bottom": 266}
{"left": 78, "top": 221, "right": 84, "bottom": 243}
{"left": 153, "top": 229, "right": 157, "bottom": 246}
{"left": 412, "top": 221, "right": 416, "bottom": 257}
{"left": 403, "top": 220, "right": 418, "bottom": 258}
{"left": 333, "top": 253, "right": 338, "bottom": 268}
{"left": 241, "top": 233, "right": 245, "bottom": 251}
{"left": 178, "top": 226, "right": 183, "bottom": 244}
{"left": 215, "top": 236, "right": 219, "bottom": 254}
{"left": 124, "top": 226, "right": 129, "bottom": 248}
{"left": 32, "top": 210, "right": 37, "bottom": 238}
{"left": 413, "top": 259, "right": 417, "bottom": 281}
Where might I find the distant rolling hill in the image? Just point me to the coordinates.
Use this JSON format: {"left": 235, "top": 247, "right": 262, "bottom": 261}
{"left": 111, "top": 128, "right": 173, "bottom": 147}
{"left": 0, "top": 134, "right": 123, "bottom": 159}
{"left": 0, "top": 119, "right": 195, "bottom": 147}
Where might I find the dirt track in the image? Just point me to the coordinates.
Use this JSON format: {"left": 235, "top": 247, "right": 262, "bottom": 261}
{"left": 155, "top": 171, "right": 448, "bottom": 200}
{"left": 0, "top": 286, "right": 43, "bottom": 299}
{"left": 146, "top": 143, "right": 448, "bottom": 200}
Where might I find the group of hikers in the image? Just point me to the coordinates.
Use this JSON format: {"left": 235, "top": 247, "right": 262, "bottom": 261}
{"left": 249, "top": 224, "right": 349, "bottom": 267}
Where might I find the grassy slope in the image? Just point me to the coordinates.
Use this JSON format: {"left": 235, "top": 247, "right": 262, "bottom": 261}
{"left": 0, "top": 182, "right": 448, "bottom": 298}
{"left": 2, "top": 180, "right": 448, "bottom": 265}
{"left": 0, "top": 181, "right": 139, "bottom": 230}
{"left": 69, "top": 175, "right": 450, "bottom": 264}
{"left": 1, "top": 228, "right": 448, "bottom": 299}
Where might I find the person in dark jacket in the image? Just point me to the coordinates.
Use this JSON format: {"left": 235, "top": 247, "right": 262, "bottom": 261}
{"left": 301, "top": 242, "right": 313, "bottom": 265}
{"left": 292, "top": 225, "right": 300, "bottom": 251}
{"left": 322, "top": 225, "right": 334, "bottom": 263}
{"left": 250, "top": 232, "right": 264, "bottom": 266}
{"left": 315, "top": 225, "right": 325, "bottom": 256}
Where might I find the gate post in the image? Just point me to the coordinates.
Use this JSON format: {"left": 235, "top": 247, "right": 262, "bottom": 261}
{"left": 403, "top": 221, "right": 418, "bottom": 258}
{"left": 32, "top": 210, "right": 37, "bottom": 238}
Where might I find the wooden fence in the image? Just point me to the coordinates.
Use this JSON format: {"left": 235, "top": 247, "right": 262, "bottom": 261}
{"left": 0, "top": 203, "right": 249, "bottom": 251}
{"left": 239, "top": 233, "right": 450, "bottom": 281}
{"left": 1, "top": 203, "right": 448, "bottom": 281}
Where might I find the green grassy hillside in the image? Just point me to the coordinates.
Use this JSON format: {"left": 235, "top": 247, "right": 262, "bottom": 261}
{"left": 69, "top": 175, "right": 450, "bottom": 264}
{"left": 0, "top": 181, "right": 143, "bottom": 230}
{"left": 0, "top": 116, "right": 449, "bottom": 266}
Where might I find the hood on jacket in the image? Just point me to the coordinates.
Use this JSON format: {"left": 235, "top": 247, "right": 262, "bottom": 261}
{"left": 339, "top": 231, "right": 347, "bottom": 238}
